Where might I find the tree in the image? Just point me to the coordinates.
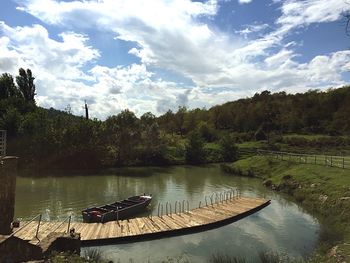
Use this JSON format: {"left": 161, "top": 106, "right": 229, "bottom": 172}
{"left": 105, "top": 109, "right": 140, "bottom": 165}
{"left": 0, "top": 73, "right": 18, "bottom": 100}
{"left": 16, "top": 68, "right": 36, "bottom": 102}
{"left": 185, "top": 131, "right": 206, "bottom": 164}
{"left": 219, "top": 134, "right": 238, "bottom": 162}
{"left": 174, "top": 106, "right": 187, "bottom": 136}
{"left": 197, "top": 121, "right": 217, "bottom": 142}
{"left": 140, "top": 112, "right": 156, "bottom": 127}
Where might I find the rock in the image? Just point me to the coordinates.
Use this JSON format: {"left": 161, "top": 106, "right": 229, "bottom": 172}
{"left": 310, "top": 183, "right": 316, "bottom": 188}
{"left": 319, "top": 194, "right": 328, "bottom": 203}
{"left": 339, "top": 197, "right": 350, "bottom": 201}
{"left": 263, "top": 179, "right": 272, "bottom": 187}
{"left": 328, "top": 245, "right": 338, "bottom": 257}
{"left": 282, "top": 174, "right": 292, "bottom": 180}
{"left": 328, "top": 245, "right": 347, "bottom": 263}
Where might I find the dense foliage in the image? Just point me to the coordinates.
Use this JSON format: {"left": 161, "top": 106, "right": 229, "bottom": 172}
{"left": 1, "top": 69, "right": 350, "bottom": 170}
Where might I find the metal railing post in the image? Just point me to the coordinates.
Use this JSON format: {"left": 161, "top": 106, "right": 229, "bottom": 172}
{"left": 67, "top": 215, "right": 71, "bottom": 233}
{"left": 35, "top": 214, "right": 42, "bottom": 240}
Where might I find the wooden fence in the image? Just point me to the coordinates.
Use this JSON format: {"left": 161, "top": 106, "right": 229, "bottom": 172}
{"left": 257, "top": 149, "right": 350, "bottom": 170}
{"left": 0, "top": 130, "right": 6, "bottom": 158}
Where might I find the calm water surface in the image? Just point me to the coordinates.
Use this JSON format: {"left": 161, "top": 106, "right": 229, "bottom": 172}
{"left": 15, "top": 165, "right": 319, "bottom": 262}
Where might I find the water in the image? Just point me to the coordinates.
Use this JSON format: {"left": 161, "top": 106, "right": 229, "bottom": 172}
{"left": 15, "top": 164, "right": 319, "bottom": 262}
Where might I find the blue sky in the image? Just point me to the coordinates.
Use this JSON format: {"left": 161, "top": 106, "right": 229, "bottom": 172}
{"left": 0, "top": 0, "right": 350, "bottom": 119}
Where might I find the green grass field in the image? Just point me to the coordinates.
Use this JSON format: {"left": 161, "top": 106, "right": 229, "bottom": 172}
{"left": 222, "top": 156, "right": 350, "bottom": 262}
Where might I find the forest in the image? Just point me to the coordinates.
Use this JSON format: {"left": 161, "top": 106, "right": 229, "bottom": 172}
{"left": 1, "top": 68, "right": 350, "bottom": 171}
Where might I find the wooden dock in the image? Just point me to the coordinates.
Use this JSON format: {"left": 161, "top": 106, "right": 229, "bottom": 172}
{"left": 13, "top": 196, "right": 270, "bottom": 246}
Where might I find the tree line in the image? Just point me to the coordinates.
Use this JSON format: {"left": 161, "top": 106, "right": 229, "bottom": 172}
{"left": 1, "top": 69, "right": 349, "bottom": 171}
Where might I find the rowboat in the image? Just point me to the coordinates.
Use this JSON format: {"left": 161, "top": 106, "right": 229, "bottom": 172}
{"left": 82, "top": 195, "right": 152, "bottom": 223}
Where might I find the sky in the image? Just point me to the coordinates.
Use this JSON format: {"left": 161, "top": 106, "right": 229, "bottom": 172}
{"left": 0, "top": 0, "right": 350, "bottom": 119}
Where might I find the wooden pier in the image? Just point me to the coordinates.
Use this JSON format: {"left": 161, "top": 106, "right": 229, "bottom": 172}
{"left": 13, "top": 196, "right": 270, "bottom": 246}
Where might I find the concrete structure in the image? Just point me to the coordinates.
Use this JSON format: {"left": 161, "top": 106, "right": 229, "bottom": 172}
{"left": 0, "top": 156, "right": 18, "bottom": 235}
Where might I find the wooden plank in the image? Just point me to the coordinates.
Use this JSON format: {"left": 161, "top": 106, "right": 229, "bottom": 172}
{"left": 84, "top": 223, "right": 100, "bottom": 240}
{"left": 130, "top": 218, "right": 143, "bottom": 235}
{"left": 199, "top": 206, "right": 233, "bottom": 217}
{"left": 142, "top": 217, "right": 158, "bottom": 233}
{"left": 159, "top": 216, "right": 181, "bottom": 230}
{"left": 162, "top": 215, "right": 184, "bottom": 229}
{"left": 187, "top": 211, "right": 216, "bottom": 224}
{"left": 13, "top": 197, "right": 269, "bottom": 243}
{"left": 97, "top": 223, "right": 108, "bottom": 239}
{"left": 150, "top": 217, "right": 172, "bottom": 231}
{"left": 110, "top": 221, "right": 121, "bottom": 238}
{"left": 119, "top": 220, "right": 127, "bottom": 237}
{"left": 17, "top": 221, "right": 39, "bottom": 240}
{"left": 176, "top": 213, "right": 203, "bottom": 226}
{"left": 127, "top": 219, "right": 140, "bottom": 236}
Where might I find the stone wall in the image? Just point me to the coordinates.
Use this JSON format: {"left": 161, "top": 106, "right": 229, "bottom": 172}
{"left": 0, "top": 157, "right": 18, "bottom": 235}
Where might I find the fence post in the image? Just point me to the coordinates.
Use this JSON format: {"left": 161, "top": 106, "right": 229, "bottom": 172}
{"left": 314, "top": 155, "right": 316, "bottom": 165}
{"left": 331, "top": 156, "right": 333, "bottom": 167}
{"left": 343, "top": 157, "right": 345, "bottom": 169}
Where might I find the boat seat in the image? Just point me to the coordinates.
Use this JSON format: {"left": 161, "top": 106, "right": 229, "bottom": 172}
{"left": 120, "top": 201, "right": 135, "bottom": 206}
{"left": 104, "top": 205, "right": 119, "bottom": 210}
{"left": 124, "top": 199, "right": 140, "bottom": 204}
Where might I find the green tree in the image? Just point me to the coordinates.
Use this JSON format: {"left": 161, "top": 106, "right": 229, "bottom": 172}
{"left": 105, "top": 109, "right": 140, "bottom": 165}
{"left": 0, "top": 106, "right": 21, "bottom": 137}
{"left": 16, "top": 68, "right": 36, "bottom": 102}
{"left": 219, "top": 134, "right": 238, "bottom": 162}
{"left": 140, "top": 112, "right": 156, "bottom": 127}
{"left": 197, "top": 121, "right": 217, "bottom": 142}
{"left": 185, "top": 131, "right": 206, "bottom": 164}
{"left": 174, "top": 106, "right": 187, "bottom": 136}
{"left": 0, "top": 73, "right": 19, "bottom": 99}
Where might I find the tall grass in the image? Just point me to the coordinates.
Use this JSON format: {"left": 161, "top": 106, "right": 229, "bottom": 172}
{"left": 208, "top": 252, "right": 304, "bottom": 263}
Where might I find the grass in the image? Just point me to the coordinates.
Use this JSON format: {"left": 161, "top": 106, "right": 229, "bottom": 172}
{"left": 282, "top": 134, "right": 335, "bottom": 140}
{"left": 49, "top": 249, "right": 111, "bottom": 263}
{"left": 222, "top": 155, "right": 350, "bottom": 262}
{"left": 236, "top": 141, "right": 267, "bottom": 149}
{"left": 49, "top": 251, "right": 303, "bottom": 263}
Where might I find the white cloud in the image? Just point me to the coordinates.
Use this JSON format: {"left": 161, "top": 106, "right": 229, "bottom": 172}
{"left": 238, "top": 0, "right": 253, "bottom": 4}
{"left": 235, "top": 23, "right": 269, "bottom": 38}
{"left": 277, "top": 0, "right": 350, "bottom": 28}
{"left": 1, "top": 0, "right": 348, "bottom": 118}
{"left": 0, "top": 21, "right": 99, "bottom": 81}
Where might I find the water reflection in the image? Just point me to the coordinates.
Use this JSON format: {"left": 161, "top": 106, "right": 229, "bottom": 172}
{"left": 15, "top": 164, "right": 319, "bottom": 261}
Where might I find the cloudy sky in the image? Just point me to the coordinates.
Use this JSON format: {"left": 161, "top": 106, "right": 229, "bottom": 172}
{"left": 1, "top": 0, "right": 350, "bottom": 119}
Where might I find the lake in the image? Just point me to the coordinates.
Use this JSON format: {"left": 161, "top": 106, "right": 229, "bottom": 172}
{"left": 15, "top": 164, "right": 319, "bottom": 262}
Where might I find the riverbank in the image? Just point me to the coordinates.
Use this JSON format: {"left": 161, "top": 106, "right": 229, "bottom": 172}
{"left": 221, "top": 156, "right": 350, "bottom": 262}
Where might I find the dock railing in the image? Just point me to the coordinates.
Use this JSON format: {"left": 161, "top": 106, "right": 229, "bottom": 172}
{"left": 257, "top": 149, "right": 350, "bottom": 169}
{"left": 11, "top": 214, "right": 72, "bottom": 244}
{"left": 0, "top": 130, "right": 6, "bottom": 158}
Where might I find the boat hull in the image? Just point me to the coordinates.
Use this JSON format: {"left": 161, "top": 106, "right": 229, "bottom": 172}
{"left": 82, "top": 196, "right": 152, "bottom": 223}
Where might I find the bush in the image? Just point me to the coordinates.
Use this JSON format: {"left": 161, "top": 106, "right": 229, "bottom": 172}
{"left": 185, "top": 131, "right": 206, "bottom": 164}
{"left": 219, "top": 134, "right": 239, "bottom": 162}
